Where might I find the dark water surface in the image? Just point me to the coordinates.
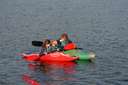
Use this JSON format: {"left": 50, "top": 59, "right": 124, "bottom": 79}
{"left": 1, "top": 0, "right": 128, "bottom": 85}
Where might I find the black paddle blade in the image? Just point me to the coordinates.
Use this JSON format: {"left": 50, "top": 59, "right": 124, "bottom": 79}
{"left": 76, "top": 48, "right": 83, "bottom": 50}
{"left": 32, "top": 41, "right": 43, "bottom": 47}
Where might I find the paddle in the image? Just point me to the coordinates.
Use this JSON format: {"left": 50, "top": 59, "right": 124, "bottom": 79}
{"left": 32, "top": 41, "right": 43, "bottom": 47}
{"left": 75, "top": 48, "right": 83, "bottom": 50}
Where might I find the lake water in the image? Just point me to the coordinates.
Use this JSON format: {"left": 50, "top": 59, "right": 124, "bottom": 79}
{"left": 0, "top": 0, "right": 128, "bottom": 85}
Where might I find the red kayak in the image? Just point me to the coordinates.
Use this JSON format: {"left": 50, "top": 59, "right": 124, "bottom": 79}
{"left": 22, "top": 52, "right": 79, "bottom": 62}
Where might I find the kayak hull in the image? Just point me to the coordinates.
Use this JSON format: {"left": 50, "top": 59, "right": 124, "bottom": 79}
{"left": 22, "top": 52, "right": 79, "bottom": 62}
{"left": 40, "top": 52, "right": 78, "bottom": 62}
{"left": 64, "top": 50, "right": 95, "bottom": 60}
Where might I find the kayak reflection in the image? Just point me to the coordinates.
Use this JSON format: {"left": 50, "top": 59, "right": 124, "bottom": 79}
{"left": 40, "top": 61, "right": 78, "bottom": 85}
{"left": 23, "top": 62, "right": 78, "bottom": 85}
{"left": 40, "top": 61, "right": 77, "bottom": 75}
{"left": 22, "top": 74, "right": 40, "bottom": 85}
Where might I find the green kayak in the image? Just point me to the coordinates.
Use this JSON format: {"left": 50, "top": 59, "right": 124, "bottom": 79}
{"left": 64, "top": 50, "right": 95, "bottom": 60}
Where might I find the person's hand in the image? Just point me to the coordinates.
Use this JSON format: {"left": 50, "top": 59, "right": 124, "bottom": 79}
{"left": 60, "top": 39, "right": 64, "bottom": 42}
{"left": 44, "top": 52, "right": 47, "bottom": 55}
{"left": 57, "top": 49, "right": 60, "bottom": 51}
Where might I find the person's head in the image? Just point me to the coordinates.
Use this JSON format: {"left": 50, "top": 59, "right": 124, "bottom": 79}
{"left": 60, "top": 33, "right": 69, "bottom": 41}
{"left": 51, "top": 40, "right": 58, "bottom": 46}
{"left": 42, "top": 39, "right": 51, "bottom": 48}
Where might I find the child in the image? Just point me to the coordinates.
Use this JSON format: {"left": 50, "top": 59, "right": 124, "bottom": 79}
{"left": 50, "top": 40, "right": 62, "bottom": 52}
{"left": 39, "top": 39, "right": 52, "bottom": 56}
{"left": 58, "top": 33, "right": 72, "bottom": 49}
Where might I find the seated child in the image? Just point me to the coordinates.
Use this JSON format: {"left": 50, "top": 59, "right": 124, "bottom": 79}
{"left": 50, "top": 39, "right": 62, "bottom": 52}
{"left": 39, "top": 39, "right": 52, "bottom": 56}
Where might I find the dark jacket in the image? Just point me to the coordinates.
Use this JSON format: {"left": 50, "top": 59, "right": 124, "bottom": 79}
{"left": 39, "top": 46, "right": 52, "bottom": 56}
{"left": 50, "top": 44, "right": 62, "bottom": 52}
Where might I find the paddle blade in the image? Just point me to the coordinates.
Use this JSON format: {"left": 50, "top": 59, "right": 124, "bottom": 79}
{"left": 32, "top": 41, "right": 43, "bottom": 47}
{"left": 64, "top": 43, "right": 77, "bottom": 50}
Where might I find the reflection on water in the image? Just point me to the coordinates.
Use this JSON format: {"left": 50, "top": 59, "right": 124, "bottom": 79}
{"left": 22, "top": 74, "right": 40, "bottom": 85}
{"left": 40, "top": 61, "right": 77, "bottom": 75}
{"left": 22, "top": 61, "right": 80, "bottom": 85}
